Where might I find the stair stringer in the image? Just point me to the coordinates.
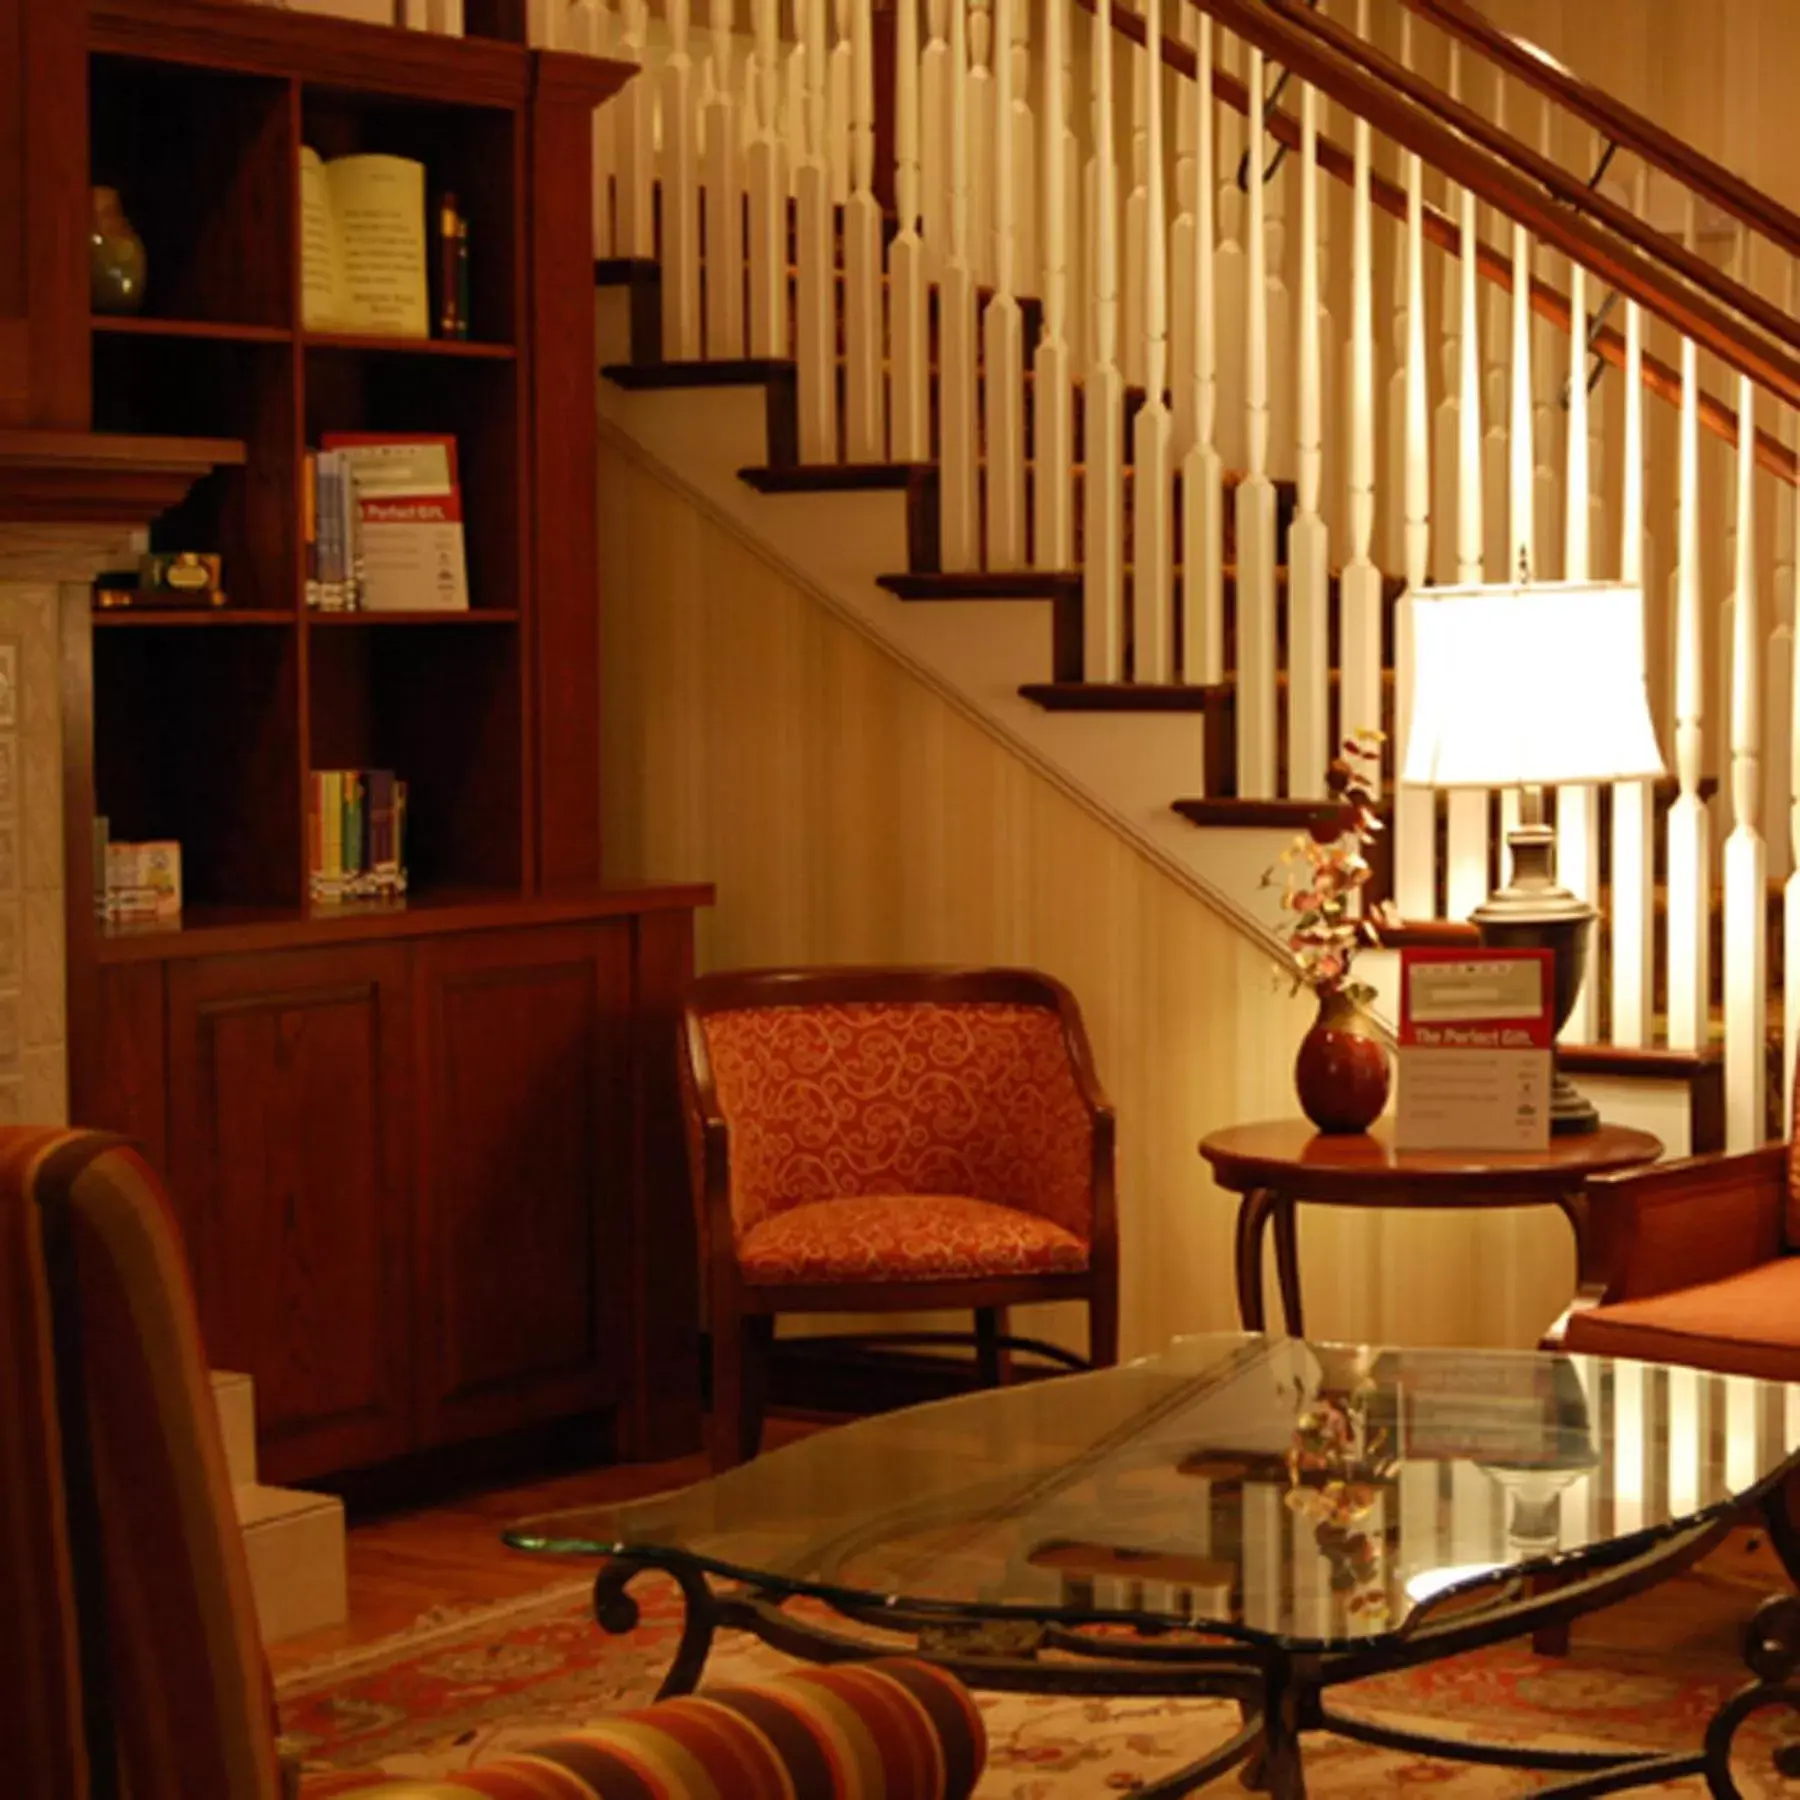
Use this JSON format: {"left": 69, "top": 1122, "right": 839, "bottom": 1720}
{"left": 594, "top": 285, "right": 1347, "bottom": 974}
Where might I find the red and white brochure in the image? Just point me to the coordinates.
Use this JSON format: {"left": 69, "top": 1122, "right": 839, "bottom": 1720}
{"left": 1394, "top": 947, "right": 1554, "bottom": 1151}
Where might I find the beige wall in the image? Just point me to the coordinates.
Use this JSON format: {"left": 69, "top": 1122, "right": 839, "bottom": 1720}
{"left": 597, "top": 432, "right": 1577, "bottom": 1356}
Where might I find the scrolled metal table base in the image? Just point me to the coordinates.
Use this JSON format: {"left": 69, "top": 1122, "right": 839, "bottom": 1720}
{"left": 588, "top": 1531, "right": 1800, "bottom": 1800}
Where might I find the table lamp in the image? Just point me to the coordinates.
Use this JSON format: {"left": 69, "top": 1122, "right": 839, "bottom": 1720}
{"left": 1400, "top": 581, "right": 1667, "bottom": 1134}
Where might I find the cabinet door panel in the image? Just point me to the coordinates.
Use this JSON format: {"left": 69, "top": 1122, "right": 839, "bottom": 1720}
{"left": 166, "top": 945, "right": 412, "bottom": 1481}
{"left": 416, "top": 924, "right": 630, "bottom": 1446}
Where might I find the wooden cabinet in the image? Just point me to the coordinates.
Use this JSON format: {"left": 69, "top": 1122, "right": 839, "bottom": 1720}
{"left": 414, "top": 924, "right": 632, "bottom": 1448}
{"left": 83, "top": 894, "right": 707, "bottom": 1485}
{"left": 165, "top": 945, "right": 413, "bottom": 1477}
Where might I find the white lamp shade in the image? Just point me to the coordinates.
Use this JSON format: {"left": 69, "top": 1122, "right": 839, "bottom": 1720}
{"left": 1400, "top": 582, "right": 1667, "bottom": 789}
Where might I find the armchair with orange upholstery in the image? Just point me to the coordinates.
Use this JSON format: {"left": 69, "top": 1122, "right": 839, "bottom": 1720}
{"left": 682, "top": 966, "right": 1119, "bottom": 1468}
{"left": 1562, "top": 1134, "right": 1800, "bottom": 1579}
{"left": 0, "top": 1127, "right": 985, "bottom": 1800}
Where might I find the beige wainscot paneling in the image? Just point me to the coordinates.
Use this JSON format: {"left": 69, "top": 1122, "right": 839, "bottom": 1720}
{"left": 598, "top": 436, "right": 1576, "bottom": 1355}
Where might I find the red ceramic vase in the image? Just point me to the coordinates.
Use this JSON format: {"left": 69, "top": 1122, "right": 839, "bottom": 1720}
{"left": 1294, "top": 987, "right": 1390, "bottom": 1134}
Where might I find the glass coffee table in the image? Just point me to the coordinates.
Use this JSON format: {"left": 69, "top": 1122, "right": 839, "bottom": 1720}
{"left": 507, "top": 1335, "right": 1800, "bottom": 1798}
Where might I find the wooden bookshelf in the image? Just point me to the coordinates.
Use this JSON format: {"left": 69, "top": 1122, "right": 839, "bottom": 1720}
{"left": 61, "top": 0, "right": 710, "bottom": 1481}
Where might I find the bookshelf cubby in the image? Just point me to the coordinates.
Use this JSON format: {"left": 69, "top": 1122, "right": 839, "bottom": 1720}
{"left": 84, "top": 6, "right": 548, "bottom": 920}
{"left": 66, "top": 0, "right": 710, "bottom": 1483}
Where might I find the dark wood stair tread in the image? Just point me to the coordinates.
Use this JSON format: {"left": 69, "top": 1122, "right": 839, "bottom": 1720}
{"left": 603, "top": 357, "right": 795, "bottom": 389}
{"left": 1020, "top": 681, "right": 1221, "bottom": 712}
{"left": 741, "top": 462, "right": 929, "bottom": 492}
{"left": 879, "top": 570, "right": 1081, "bottom": 600}
{"left": 1171, "top": 796, "right": 1392, "bottom": 830}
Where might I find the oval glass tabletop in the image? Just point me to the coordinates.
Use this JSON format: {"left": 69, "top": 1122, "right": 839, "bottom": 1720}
{"left": 505, "top": 1333, "right": 1800, "bottom": 1650}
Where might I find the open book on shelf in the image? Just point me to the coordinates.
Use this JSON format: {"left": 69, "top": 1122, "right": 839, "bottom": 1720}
{"left": 301, "top": 148, "right": 429, "bottom": 338}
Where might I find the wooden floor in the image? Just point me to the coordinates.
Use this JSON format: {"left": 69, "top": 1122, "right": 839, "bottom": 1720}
{"left": 268, "top": 1411, "right": 1789, "bottom": 1680}
{"left": 265, "top": 1417, "right": 814, "bottom": 1677}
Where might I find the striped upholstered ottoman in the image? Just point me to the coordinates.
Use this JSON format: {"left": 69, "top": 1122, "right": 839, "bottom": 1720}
{"left": 296, "top": 1656, "right": 986, "bottom": 1800}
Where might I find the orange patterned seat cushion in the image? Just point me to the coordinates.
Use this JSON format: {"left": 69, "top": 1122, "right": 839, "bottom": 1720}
{"left": 738, "top": 1194, "right": 1089, "bottom": 1284}
{"left": 702, "top": 1001, "right": 1095, "bottom": 1243}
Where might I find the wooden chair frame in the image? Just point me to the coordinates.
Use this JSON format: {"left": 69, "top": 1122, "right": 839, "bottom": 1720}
{"left": 680, "top": 966, "right": 1120, "bottom": 1468}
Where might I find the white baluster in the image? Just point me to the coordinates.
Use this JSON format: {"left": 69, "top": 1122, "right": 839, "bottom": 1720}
{"left": 843, "top": 0, "right": 883, "bottom": 460}
{"left": 982, "top": 0, "right": 1025, "bottom": 565}
{"left": 1667, "top": 308, "right": 1711, "bottom": 1051}
{"left": 828, "top": 0, "right": 853, "bottom": 206}
{"left": 1338, "top": 0, "right": 1383, "bottom": 802}
{"left": 577, "top": 0, "right": 615, "bottom": 256}
{"left": 1393, "top": 85, "right": 1432, "bottom": 915}
{"left": 1442, "top": 51, "right": 1487, "bottom": 923}
{"left": 966, "top": 0, "right": 994, "bottom": 285}
{"left": 1427, "top": 47, "right": 1463, "bottom": 588}
{"left": 1610, "top": 166, "right": 1653, "bottom": 1047}
{"left": 1786, "top": 395, "right": 1800, "bottom": 1119}
{"left": 617, "top": 0, "right": 656, "bottom": 259}
{"left": 889, "top": 0, "right": 930, "bottom": 462}
{"left": 1528, "top": 98, "right": 1561, "bottom": 581}
{"left": 941, "top": 0, "right": 980, "bottom": 567}
{"left": 1179, "top": 11, "right": 1224, "bottom": 687}
{"left": 1083, "top": 0, "right": 1124, "bottom": 676}
{"left": 1212, "top": 33, "right": 1245, "bottom": 472}
{"left": 1061, "top": 18, "right": 1083, "bottom": 379}
{"left": 746, "top": 0, "right": 788, "bottom": 355}
{"left": 920, "top": 0, "right": 949, "bottom": 278}
{"left": 1008, "top": 12, "right": 1035, "bottom": 301}
{"left": 1286, "top": 80, "right": 1328, "bottom": 799}
{"left": 1382, "top": 10, "right": 1415, "bottom": 576}
{"left": 1768, "top": 265, "right": 1798, "bottom": 888}
{"left": 659, "top": 0, "right": 701, "bottom": 359}
{"left": 1479, "top": 74, "right": 1510, "bottom": 582}
{"left": 1725, "top": 376, "right": 1767, "bottom": 1148}
{"left": 794, "top": 0, "right": 834, "bottom": 460}
{"left": 1033, "top": 0, "right": 1073, "bottom": 570}
{"left": 1234, "top": 43, "right": 1276, "bottom": 794}
{"left": 1170, "top": 6, "right": 1200, "bottom": 458}
{"left": 785, "top": 38, "right": 809, "bottom": 190}
{"left": 1122, "top": 3, "right": 1150, "bottom": 391}
{"left": 700, "top": 0, "right": 744, "bottom": 356}
{"left": 1558, "top": 251, "right": 1597, "bottom": 1041}
{"left": 1132, "top": 0, "right": 1172, "bottom": 681}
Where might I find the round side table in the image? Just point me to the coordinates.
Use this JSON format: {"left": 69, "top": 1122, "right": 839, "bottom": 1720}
{"left": 1198, "top": 1119, "right": 1663, "bottom": 1337}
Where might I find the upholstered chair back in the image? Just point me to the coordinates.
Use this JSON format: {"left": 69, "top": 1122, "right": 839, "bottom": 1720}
{"left": 0, "top": 1129, "right": 283, "bottom": 1800}
{"left": 690, "top": 981, "right": 1098, "bottom": 1244}
{"left": 0, "top": 1131, "right": 89, "bottom": 1800}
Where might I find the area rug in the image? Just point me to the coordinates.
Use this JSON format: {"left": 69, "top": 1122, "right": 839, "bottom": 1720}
{"left": 278, "top": 1571, "right": 1798, "bottom": 1796}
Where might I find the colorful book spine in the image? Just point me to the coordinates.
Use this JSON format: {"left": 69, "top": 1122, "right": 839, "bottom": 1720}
{"left": 309, "top": 768, "right": 409, "bottom": 903}
{"left": 303, "top": 451, "right": 320, "bottom": 611}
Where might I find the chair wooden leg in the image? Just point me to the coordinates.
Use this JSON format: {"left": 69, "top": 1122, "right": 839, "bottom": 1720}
{"left": 708, "top": 1304, "right": 745, "bottom": 1473}
{"left": 975, "top": 1307, "right": 1011, "bottom": 1386}
{"left": 1088, "top": 1278, "right": 1119, "bottom": 1369}
{"left": 1763, "top": 1474, "right": 1800, "bottom": 1589}
{"left": 740, "top": 1315, "right": 775, "bottom": 1462}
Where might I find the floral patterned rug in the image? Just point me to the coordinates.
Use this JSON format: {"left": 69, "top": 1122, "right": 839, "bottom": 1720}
{"left": 277, "top": 1570, "right": 1798, "bottom": 1796}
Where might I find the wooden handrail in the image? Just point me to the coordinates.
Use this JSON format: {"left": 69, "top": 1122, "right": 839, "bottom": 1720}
{"left": 1081, "top": 0, "right": 1800, "bottom": 484}
{"left": 1398, "top": 0, "right": 1800, "bottom": 264}
{"left": 1262, "top": 0, "right": 1800, "bottom": 361}
{"left": 1198, "top": 0, "right": 1800, "bottom": 411}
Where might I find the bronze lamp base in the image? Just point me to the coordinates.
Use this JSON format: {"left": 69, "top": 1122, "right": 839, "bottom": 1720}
{"left": 1470, "top": 800, "right": 1598, "bottom": 1136}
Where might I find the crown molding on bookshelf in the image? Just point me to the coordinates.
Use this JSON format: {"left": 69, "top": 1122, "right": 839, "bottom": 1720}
{"left": 90, "top": 0, "right": 529, "bottom": 104}
{"left": 0, "top": 429, "right": 246, "bottom": 525}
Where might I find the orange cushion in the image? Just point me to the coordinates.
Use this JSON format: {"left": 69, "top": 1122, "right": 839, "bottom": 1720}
{"left": 737, "top": 1194, "right": 1089, "bottom": 1285}
{"left": 1563, "top": 1257, "right": 1800, "bottom": 1382}
{"left": 703, "top": 1001, "right": 1095, "bottom": 1239}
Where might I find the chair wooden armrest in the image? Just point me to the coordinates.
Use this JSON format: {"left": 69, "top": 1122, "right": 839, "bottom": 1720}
{"left": 1585, "top": 1143, "right": 1788, "bottom": 1305}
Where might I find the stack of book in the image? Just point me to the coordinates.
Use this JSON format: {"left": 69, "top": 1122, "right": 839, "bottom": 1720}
{"left": 93, "top": 821, "right": 182, "bottom": 924}
{"left": 310, "top": 770, "right": 409, "bottom": 904}
{"left": 304, "top": 433, "right": 469, "bottom": 614}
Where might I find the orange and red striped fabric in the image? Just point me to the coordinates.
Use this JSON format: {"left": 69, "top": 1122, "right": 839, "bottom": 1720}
{"left": 2, "top": 1125, "right": 987, "bottom": 1800}
{"left": 297, "top": 1659, "right": 985, "bottom": 1800}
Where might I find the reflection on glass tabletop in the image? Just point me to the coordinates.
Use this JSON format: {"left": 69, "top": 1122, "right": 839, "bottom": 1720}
{"left": 505, "top": 1334, "right": 1800, "bottom": 1649}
